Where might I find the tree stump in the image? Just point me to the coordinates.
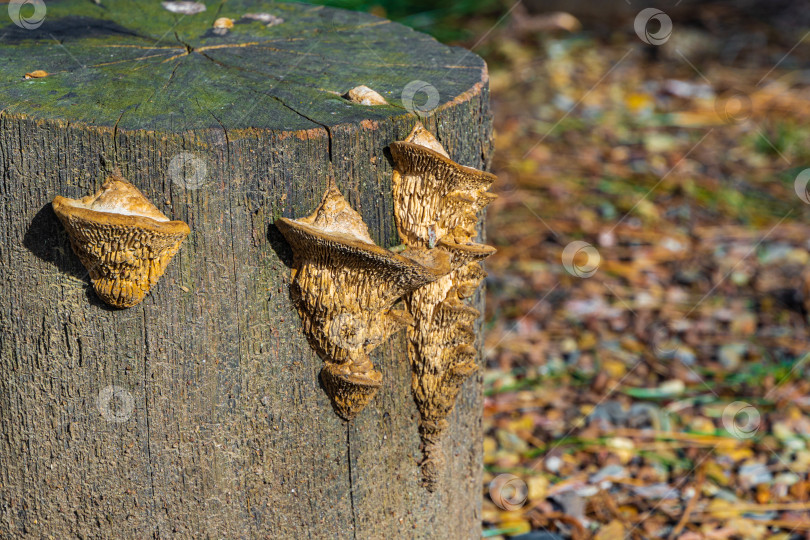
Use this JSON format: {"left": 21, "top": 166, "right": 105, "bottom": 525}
{"left": 0, "top": 1, "right": 492, "bottom": 538}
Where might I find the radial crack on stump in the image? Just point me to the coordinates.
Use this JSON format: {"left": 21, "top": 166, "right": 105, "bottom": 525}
{"left": 391, "top": 123, "right": 497, "bottom": 490}
{"left": 52, "top": 175, "right": 190, "bottom": 309}
{"left": 276, "top": 180, "right": 451, "bottom": 420}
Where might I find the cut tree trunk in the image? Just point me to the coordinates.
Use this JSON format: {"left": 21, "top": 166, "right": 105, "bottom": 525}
{"left": 0, "top": 1, "right": 492, "bottom": 538}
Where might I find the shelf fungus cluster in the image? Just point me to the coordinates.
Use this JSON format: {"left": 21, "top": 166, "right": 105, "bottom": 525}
{"left": 276, "top": 181, "right": 450, "bottom": 420}
{"left": 274, "top": 125, "right": 495, "bottom": 480}
{"left": 390, "top": 123, "right": 497, "bottom": 490}
{"left": 52, "top": 176, "right": 190, "bottom": 308}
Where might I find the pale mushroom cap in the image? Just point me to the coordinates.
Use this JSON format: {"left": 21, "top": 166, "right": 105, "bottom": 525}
{"left": 345, "top": 85, "right": 389, "bottom": 106}
{"left": 297, "top": 180, "right": 374, "bottom": 242}
{"left": 53, "top": 176, "right": 189, "bottom": 235}
{"left": 161, "top": 1, "right": 206, "bottom": 15}
{"left": 84, "top": 177, "right": 169, "bottom": 221}
{"left": 59, "top": 176, "right": 168, "bottom": 220}
{"left": 24, "top": 70, "right": 48, "bottom": 79}
{"left": 213, "top": 17, "right": 234, "bottom": 29}
{"left": 404, "top": 123, "right": 449, "bottom": 158}
{"left": 241, "top": 12, "right": 284, "bottom": 26}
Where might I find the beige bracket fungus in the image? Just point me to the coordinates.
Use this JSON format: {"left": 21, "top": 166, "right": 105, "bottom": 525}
{"left": 52, "top": 176, "right": 190, "bottom": 309}
{"left": 276, "top": 180, "right": 450, "bottom": 420}
{"left": 390, "top": 123, "right": 497, "bottom": 490}
{"left": 389, "top": 124, "right": 497, "bottom": 249}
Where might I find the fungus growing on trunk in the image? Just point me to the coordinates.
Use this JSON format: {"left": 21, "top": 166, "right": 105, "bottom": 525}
{"left": 390, "top": 123, "right": 497, "bottom": 490}
{"left": 276, "top": 181, "right": 450, "bottom": 420}
{"left": 52, "top": 176, "right": 190, "bottom": 309}
{"left": 389, "top": 127, "right": 497, "bottom": 249}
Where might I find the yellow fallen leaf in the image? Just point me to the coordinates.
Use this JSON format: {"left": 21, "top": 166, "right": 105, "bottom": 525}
{"left": 24, "top": 70, "right": 48, "bottom": 79}
{"left": 703, "top": 461, "right": 729, "bottom": 486}
{"left": 595, "top": 519, "right": 626, "bottom": 540}
{"left": 483, "top": 436, "right": 497, "bottom": 463}
{"left": 603, "top": 358, "right": 626, "bottom": 378}
{"left": 527, "top": 475, "right": 548, "bottom": 501}
{"left": 507, "top": 415, "right": 534, "bottom": 433}
{"left": 607, "top": 437, "right": 635, "bottom": 463}
{"left": 725, "top": 447, "right": 754, "bottom": 462}
{"left": 625, "top": 93, "right": 654, "bottom": 114}
{"left": 706, "top": 498, "right": 736, "bottom": 518}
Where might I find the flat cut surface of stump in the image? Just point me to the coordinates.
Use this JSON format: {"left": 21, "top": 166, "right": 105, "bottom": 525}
{"left": 0, "top": 1, "right": 492, "bottom": 538}
{"left": 0, "top": 0, "right": 485, "bottom": 131}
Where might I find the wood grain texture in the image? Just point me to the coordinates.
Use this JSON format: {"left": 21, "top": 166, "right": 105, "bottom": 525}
{"left": 0, "top": 1, "right": 493, "bottom": 538}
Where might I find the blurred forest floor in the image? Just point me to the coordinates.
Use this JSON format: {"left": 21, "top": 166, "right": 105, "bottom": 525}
{"left": 472, "top": 3, "right": 810, "bottom": 539}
